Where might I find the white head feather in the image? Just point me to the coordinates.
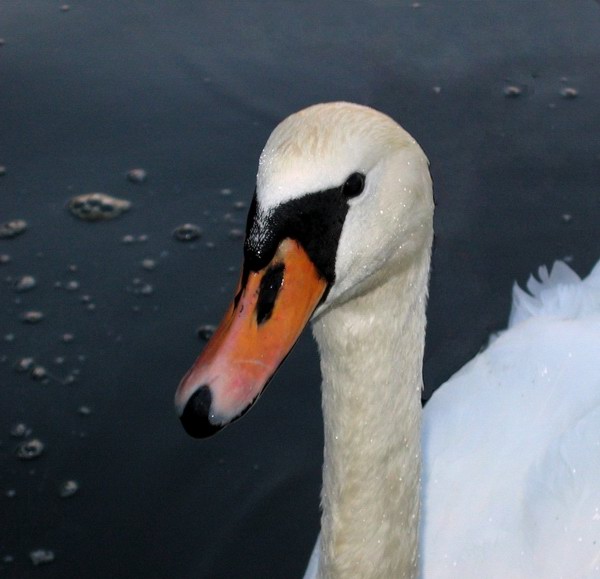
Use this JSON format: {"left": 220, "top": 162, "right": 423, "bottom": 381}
{"left": 255, "top": 102, "right": 434, "bottom": 312}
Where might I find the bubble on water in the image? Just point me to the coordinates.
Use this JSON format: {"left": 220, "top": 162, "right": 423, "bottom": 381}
{"left": 21, "top": 310, "right": 44, "bottom": 324}
{"left": 560, "top": 87, "right": 578, "bottom": 99}
{"left": 433, "top": 86, "right": 441, "bottom": 94}
{"left": 205, "top": 241, "right": 216, "bottom": 249}
{"left": 14, "top": 275, "right": 36, "bottom": 292}
{"left": 5, "top": 489, "right": 16, "bottom": 499}
{"left": 30, "top": 366, "right": 48, "bottom": 380}
{"left": 220, "top": 188, "right": 232, "bottom": 196}
{"left": 122, "top": 234, "right": 135, "bottom": 244}
{"left": 10, "top": 423, "right": 28, "bottom": 437}
{"left": 233, "top": 200, "right": 246, "bottom": 210}
{"left": 30, "top": 366, "right": 47, "bottom": 381}
{"left": 0, "top": 165, "right": 6, "bottom": 176}
{"left": 126, "top": 168, "right": 147, "bottom": 183}
{"left": 80, "top": 294, "right": 92, "bottom": 303}
{"left": 128, "top": 279, "right": 154, "bottom": 296}
{"left": 197, "top": 324, "right": 216, "bottom": 341}
{"left": 4, "top": 333, "right": 15, "bottom": 342}
{"left": 60, "top": 4, "right": 70, "bottom": 11}
{"left": 138, "top": 234, "right": 148, "bottom": 242}
{"left": 0, "top": 254, "right": 11, "bottom": 264}
{"left": 86, "top": 303, "right": 96, "bottom": 311}
{"left": 68, "top": 193, "right": 131, "bottom": 221}
{"left": 53, "top": 356, "right": 65, "bottom": 366}
{"left": 0, "top": 219, "right": 28, "bottom": 239}
{"left": 228, "top": 228, "right": 244, "bottom": 239}
{"left": 77, "top": 405, "right": 92, "bottom": 416}
{"left": 141, "top": 258, "right": 156, "bottom": 270}
{"left": 29, "top": 549, "right": 55, "bottom": 566}
{"left": 68, "top": 264, "right": 78, "bottom": 272}
{"left": 561, "top": 213, "right": 573, "bottom": 224}
{"left": 503, "top": 85, "right": 522, "bottom": 98}
{"left": 16, "top": 438, "right": 45, "bottom": 460}
{"left": 61, "top": 333, "right": 75, "bottom": 343}
{"left": 173, "top": 223, "right": 202, "bottom": 242}
{"left": 15, "top": 357, "right": 35, "bottom": 372}
{"left": 58, "top": 479, "right": 79, "bottom": 498}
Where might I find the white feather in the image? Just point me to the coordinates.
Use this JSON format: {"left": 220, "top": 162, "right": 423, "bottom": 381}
{"left": 509, "top": 260, "right": 600, "bottom": 327}
{"left": 421, "top": 260, "right": 600, "bottom": 579}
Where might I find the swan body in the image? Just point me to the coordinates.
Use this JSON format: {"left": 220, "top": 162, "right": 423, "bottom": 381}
{"left": 174, "top": 102, "right": 600, "bottom": 578}
{"left": 421, "top": 260, "right": 600, "bottom": 578}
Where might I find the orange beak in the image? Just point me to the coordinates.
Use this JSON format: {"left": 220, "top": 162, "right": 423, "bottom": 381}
{"left": 174, "top": 238, "right": 327, "bottom": 438}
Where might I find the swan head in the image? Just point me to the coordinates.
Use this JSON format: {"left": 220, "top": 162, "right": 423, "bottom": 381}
{"left": 174, "top": 102, "right": 433, "bottom": 437}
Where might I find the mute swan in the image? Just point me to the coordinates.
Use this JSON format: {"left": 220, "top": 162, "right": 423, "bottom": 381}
{"left": 173, "top": 102, "right": 600, "bottom": 578}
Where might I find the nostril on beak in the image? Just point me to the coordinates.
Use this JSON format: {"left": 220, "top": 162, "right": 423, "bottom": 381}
{"left": 180, "top": 385, "right": 223, "bottom": 439}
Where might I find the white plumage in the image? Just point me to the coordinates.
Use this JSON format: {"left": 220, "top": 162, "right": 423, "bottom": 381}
{"left": 421, "top": 260, "right": 600, "bottom": 578}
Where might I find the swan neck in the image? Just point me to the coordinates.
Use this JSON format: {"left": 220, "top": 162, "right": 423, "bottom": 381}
{"left": 312, "top": 254, "right": 429, "bottom": 579}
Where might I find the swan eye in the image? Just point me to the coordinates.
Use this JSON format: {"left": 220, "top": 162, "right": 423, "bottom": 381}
{"left": 342, "top": 172, "right": 365, "bottom": 198}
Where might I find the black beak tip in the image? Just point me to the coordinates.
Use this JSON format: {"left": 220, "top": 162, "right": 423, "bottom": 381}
{"left": 180, "top": 385, "right": 224, "bottom": 439}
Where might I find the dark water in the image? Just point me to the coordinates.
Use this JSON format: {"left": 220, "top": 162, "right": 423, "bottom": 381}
{"left": 1, "top": 2, "right": 599, "bottom": 578}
